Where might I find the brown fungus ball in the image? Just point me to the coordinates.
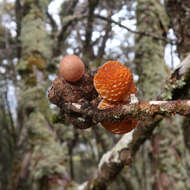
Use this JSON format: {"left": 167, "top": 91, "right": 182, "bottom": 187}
{"left": 59, "top": 55, "right": 85, "bottom": 82}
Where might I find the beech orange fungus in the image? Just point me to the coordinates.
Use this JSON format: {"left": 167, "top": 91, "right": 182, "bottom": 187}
{"left": 59, "top": 54, "right": 85, "bottom": 82}
{"left": 93, "top": 61, "right": 137, "bottom": 134}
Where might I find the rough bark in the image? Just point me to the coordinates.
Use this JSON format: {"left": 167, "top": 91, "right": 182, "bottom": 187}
{"left": 131, "top": 0, "right": 190, "bottom": 189}
{"left": 165, "top": 0, "right": 190, "bottom": 59}
{"left": 76, "top": 54, "right": 190, "bottom": 190}
{"left": 165, "top": 2, "right": 190, "bottom": 182}
{"left": 125, "top": 1, "right": 169, "bottom": 189}
{"left": 2, "top": 0, "right": 190, "bottom": 189}
{"left": 10, "top": 1, "right": 76, "bottom": 189}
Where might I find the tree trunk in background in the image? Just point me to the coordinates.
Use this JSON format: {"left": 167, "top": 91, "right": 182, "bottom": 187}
{"left": 9, "top": 1, "right": 74, "bottom": 189}
{"left": 1, "top": 0, "right": 190, "bottom": 189}
{"left": 135, "top": 0, "right": 168, "bottom": 101}
{"left": 165, "top": 0, "right": 190, "bottom": 59}
{"left": 126, "top": 0, "right": 190, "bottom": 189}
{"left": 165, "top": 3, "right": 190, "bottom": 187}
{"left": 126, "top": 0, "right": 168, "bottom": 188}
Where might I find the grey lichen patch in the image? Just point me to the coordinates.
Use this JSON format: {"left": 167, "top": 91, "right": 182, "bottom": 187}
{"left": 19, "top": 86, "right": 51, "bottom": 118}
{"left": 171, "top": 77, "right": 186, "bottom": 89}
{"left": 152, "top": 0, "right": 169, "bottom": 29}
{"left": 152, "top": 117, "right": 190, "bottom": 190}
{"left": 135, "top": 0, "right": 169, "bottom": 100}
{"left": 16, "top": 59, "right": 32, "bottom": 75}
{"left": 20, "top": 7, "right": 52, "bottom": 60}
{"left": 127, "top": 0, "right": 171, "bottom": 189}
{"left": 78, "top": 117, "right": 86, "bottom": 122}
{"left": 99, "top": 133, "right": 133, "bottom": 168}
{"left": 135, "top": 47, "right": 168, "bottom": 100}
{"left": 26, "top": 112, "right": 68, "bottom": 180}
{"left": 21, "top": 0, "right": 51, "bottom": 10}
{"left": 38, "top": 0, "right": 51, "bottom": 12}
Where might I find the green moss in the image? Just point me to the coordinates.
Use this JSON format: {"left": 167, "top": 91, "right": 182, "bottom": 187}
{"left": 19, "top": 86, "right": 51, "bottom": 118}
{"left": 52, "top": 114, "right": 65, "bottom": 124}
{"left": 28, "top": 57, "right": 46, "bottom": 70}
{"left": 25, "top": 75, "right": 37, "bottom": 86}
{"left": 16, "top": 60, "right": 33, "bottom": 75}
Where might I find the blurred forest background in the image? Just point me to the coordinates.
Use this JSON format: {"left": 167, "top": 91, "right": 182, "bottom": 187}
{"left": 1, "top": 0, "right": 190, "bottom": 189}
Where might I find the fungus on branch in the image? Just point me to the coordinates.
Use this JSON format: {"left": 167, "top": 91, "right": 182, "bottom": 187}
{"left": 59, "top": 100, "right": 190, "bottom": 124}
{"left": 48, "top": 55, "right": 190, "bottom": 132}
{"left": 93, "top": 61, "right": 138, "bottom": 134}
{"left": 79, "top": 55, "right": 190, "bottom": 189}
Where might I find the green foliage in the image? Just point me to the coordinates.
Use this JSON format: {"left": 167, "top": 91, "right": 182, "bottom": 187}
{"left": 16, "top": 59, "right": 33, "bottom": 75}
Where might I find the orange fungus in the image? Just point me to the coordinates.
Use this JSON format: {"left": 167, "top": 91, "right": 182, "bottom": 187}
{"left": 59, "top": 54, "right": 85, "bottom": 82}
{"left": 93, "top": 61, "right": 137, "bottom": 134}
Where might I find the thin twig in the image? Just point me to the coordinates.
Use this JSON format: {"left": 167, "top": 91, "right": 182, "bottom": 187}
{"left": 95, "top": 14, "right": 176, "bottom": 44}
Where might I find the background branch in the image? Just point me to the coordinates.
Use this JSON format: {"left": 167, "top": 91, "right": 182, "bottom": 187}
{"left": 78, "top": 54, "right": 190, "bottom": 189}
{"left": 48, "top": 55, "right": 190, "bottom": 189}
{"left": 95, "top": 14, "right": 175, "bottom": 44}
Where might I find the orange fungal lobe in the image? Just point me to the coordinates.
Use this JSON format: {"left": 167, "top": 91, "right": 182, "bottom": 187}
{"left": 94, "top": 61, "right": 136, "bottom": 102}
{"left": 93, "top": 61, "right": 137, "bottom": 134}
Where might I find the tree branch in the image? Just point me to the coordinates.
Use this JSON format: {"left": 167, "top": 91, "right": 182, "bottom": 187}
{"left": 53, "top": 14, "right": 87, "bottom": 57}
{"left": 158, "top": 54, "right": 190, "bottom": 100}
{"left": 61, "top": 99, "right": 190, "bottom": 125}
{"left": 97, "top": 11, "right": 113, "bottom": 59}
{"left": 95, "top": 14, "right": 175, "bottom": 44}
{"left": 82, "top": 0, "right": 99, "bottom": 58}
{"left": 46, "top": 11, "right": 58, "bottom": 33}
{"left": 77, "top": 55, "right": 190, "bottom": 189}
{"left": 48, "top": 54, "right": 190, "bottom": 189}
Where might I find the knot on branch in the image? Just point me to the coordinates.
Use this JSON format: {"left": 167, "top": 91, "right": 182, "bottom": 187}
{"left": 48, "top": 72, "right": 100, "bottom": 129}
{"left": 47, "top": 71, "right": 133, "bottom": 130}
{"left": 48, "top": 72, "right": 98, "bottom": 105}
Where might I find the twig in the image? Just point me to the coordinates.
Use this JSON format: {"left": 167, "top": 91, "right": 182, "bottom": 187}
{"left": 48, "top": 55, "right": 190, "bottom": 189}
{"left": 82, "top": 0, "right": 99, "bottom": 59}
{"left": 46, "top": 11, "right": 58, "bottom": 33}
{"left": 97, "top": 11, "right": 112, "bottom": 59}
{"left": 158, "top": 54, "right": 190, "bottom": 100}
{"left": 62, "top": 100, "right": 190, "bottom": 126}
{"left": 95, "top": 14, "right": 176, "bottom": 45}
{"left": 78, "top": 54, "right": 190, "bottom": 189}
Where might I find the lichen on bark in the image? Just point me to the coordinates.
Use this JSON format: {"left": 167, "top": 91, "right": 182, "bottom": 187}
{"left": 135, "top": 0, "right": 169, "bottom": 100}
{"left": 125, "top": 0, "right": 190, "bottom": 189}
{"left": 20, "top": 7, "right": 52, "bottom": 59}
{"left": 16, "top": 3, "right": 52, "bottom": 86}
{"left": 10, "top": 1, "right": 74, "bottom": 189}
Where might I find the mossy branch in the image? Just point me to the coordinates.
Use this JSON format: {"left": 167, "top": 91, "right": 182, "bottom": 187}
{"left": 63, "top": 99, "right": 190, "bottom": 123}
{"left": 48, "top": 55, "right": 190, "bottom": 130}
{"left": 48, "top": 54, "right": 190, "bottom": 189}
